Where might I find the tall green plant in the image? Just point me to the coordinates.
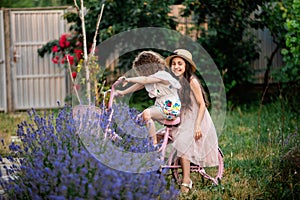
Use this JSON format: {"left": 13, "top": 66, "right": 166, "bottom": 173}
{"left": 181, "top": 0, "right": 264, "bottom": 92}
{"left": 256, "top": 1, "right": 289, "bottom": 84}
{"left": 38, "top": 0, "right": 176, "bottom": 59}
{"left": 257, "top": 0, "right": 300, "bottom": 113}
{"left": 281, "top": 0, "right": 300, "bottom": 82}
{"left": 38, "top": 0, "right": 177, "bottom": 95}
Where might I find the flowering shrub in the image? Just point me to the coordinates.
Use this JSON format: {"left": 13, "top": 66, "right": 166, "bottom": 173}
{"left": 0, "top": 104, "right": 179, "bottom": 199}
{"left": 38, "top": 32, "right": 84, "bottom": 71}
{"left": 52, "top": 33, "right": 83, "bottom": 68}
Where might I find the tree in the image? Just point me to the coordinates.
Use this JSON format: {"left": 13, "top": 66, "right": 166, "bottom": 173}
{"left": 252, "top": 0, "right": 300, "bottom": 83}
{"left": 37, "top": 0, "right": 177, "bottom": 106}
{"left": 38, "top": 0, "right": 177, "bottom": 67}
{"left": 253, "top": 1, "right": 288, "bottom": 88}
{"left": 255, "top": 0, "right": 300, "bottom": 112}
{"left": 180, "top": 0, "right": 266, "bottom": 92}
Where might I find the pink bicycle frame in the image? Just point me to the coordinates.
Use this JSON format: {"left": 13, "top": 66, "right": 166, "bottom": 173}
{"left": 108, "top": 78, "right": 123, "bottom": 109}
{"left": 103, "top": 78, "right": 123, "bottom": 139}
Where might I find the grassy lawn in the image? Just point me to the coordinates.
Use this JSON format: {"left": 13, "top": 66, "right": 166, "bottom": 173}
{"left": 182, "top": 100, "right": 299, "bottom": 199}
{"left": 0, "top": 100, "right": 299, "bottom": 199}
{"left": 0, "top": 111, "right": 30, "bottom": 155}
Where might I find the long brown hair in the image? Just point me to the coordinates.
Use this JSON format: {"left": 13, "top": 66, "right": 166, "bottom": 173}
{"left": 170, "top": 57, "right": 209, "bottom": 109}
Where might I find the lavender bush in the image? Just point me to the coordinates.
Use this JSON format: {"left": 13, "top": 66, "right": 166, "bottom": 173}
{"left": 0, "top": 104, "right": 179, "bottom": 199}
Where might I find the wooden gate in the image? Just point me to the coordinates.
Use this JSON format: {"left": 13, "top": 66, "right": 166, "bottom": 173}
{"left": 10, "top": 9, "right": 67, "bottom": 110}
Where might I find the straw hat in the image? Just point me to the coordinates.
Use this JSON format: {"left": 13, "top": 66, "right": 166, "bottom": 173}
{"left": 165, "top": 49, "right": 197, "bottom": 72}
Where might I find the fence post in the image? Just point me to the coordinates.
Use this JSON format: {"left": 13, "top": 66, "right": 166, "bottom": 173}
{"left": 3, "top": 9, "right": 13, "bottom": 113}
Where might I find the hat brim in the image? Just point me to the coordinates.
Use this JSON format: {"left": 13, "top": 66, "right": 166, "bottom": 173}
{"left": 165, "top": 54, "right": 197, "bottom": 72}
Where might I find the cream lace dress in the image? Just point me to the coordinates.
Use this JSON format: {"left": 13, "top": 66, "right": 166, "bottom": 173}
{"left": 171, "top": 90, "right": 219, "bottom": 167}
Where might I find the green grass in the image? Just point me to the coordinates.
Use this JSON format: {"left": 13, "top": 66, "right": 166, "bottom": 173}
{"left": 0, "top": 111, "right": 30, "bottom": 155}
{"left": 178, "top": 100, "right": 299, "bottom": 199}
{"left": 0, "top": 100, "right": 299, "bottom": 199}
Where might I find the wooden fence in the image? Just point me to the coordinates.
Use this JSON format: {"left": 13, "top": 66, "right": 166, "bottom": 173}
{"left": 0, "top": 10, "right": 6, "bottom": 112}
{"left": 1, "top": 7, "right": 69, "bottom": 112}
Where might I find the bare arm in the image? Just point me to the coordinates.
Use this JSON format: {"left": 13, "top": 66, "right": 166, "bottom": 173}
{"left": 126, "top": 76, "right": 169, "bottom": 85}
{"left": 122, "top": 83, "right": 144, "bottom": 95}
{"left": 190, "top": 78, "right": 206, "bottom": 140}
{"left": 115, "top": 83, "right": 144, "bottom": 96}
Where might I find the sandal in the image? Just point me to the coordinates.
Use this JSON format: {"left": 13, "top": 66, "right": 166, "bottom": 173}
{"left": 181, "top": 180, "right": 192, "bottom": 193}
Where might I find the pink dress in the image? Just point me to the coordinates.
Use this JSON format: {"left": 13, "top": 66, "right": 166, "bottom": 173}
{"left": 171, "top": 90, "right": 219, "bottom": 167}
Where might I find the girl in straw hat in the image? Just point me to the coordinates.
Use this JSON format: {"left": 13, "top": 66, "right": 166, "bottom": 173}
{"left": 165, "top": 49, "right": 219, "bottom": 193}
{"left": 116, "top": 51, "right": 181, "bottom": 145}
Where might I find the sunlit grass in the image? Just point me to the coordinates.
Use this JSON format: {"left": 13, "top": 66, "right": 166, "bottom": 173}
{"left": 0, "top": 112, "right": 29, "bottom": 155}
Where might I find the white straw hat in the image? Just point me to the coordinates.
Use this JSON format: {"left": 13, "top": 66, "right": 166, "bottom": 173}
{"left": 165, "top": 49, "right": 197, "bottom": 72}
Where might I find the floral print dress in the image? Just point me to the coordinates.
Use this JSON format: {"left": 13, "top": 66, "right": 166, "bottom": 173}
{"left": 144, "top": 71, "right": 181, "bottom": 120}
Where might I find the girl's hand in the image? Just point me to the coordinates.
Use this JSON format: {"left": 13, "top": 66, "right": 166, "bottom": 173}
{"left": 194, "top": 129, "right": 202, "bottom": 140}
{"left": 114, "top": 90, "right": 124, "bottom": 97}
{"left": 118, "top": 76, "right": 129, "bottom": 87}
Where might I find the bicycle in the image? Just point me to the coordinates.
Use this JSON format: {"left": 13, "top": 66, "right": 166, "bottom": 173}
{"left": 155, "top": 118, "right": 224, "bottom": 186}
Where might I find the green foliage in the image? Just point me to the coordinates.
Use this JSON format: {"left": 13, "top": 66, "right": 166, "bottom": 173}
{"left": 281, "top": 0, "right": 300, "bottom": 82}
{"left": 257, "top": 0, "right": 300, "bottom": 113}
{"left": 38, "top": 0, "right": 177, "bottom": 85}
{"left": 181, "top": 0, "right": 263, "bottom": 92}
{"left": 256, "top": 0, "right": 300, "bottom": 83}
{"left": 98, "top": 0, "right": 177, "bottom": 40}
{"left": 39, "top": 0, "right": 177, "bottom": 57}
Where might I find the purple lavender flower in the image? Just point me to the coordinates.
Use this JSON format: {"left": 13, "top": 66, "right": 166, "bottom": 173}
{"left": 0, "top": 104, "right": 179, "bottom": 199}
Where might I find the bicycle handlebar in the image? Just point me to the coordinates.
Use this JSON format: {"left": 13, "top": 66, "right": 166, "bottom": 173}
{"left": 108, "top": 78, "right": 124, "bottom": 109}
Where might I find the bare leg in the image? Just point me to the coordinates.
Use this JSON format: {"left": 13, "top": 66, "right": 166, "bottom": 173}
{"left": 180, "top": 156, "right": 192, "bottom": 193}
{"left": 146, "top": 118, "right": 157, "bottom": 144}
{"left": 142, "top": 107, "right": 164, "bottom": 145}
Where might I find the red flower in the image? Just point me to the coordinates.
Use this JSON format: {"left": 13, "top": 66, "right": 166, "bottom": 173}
{"left": 74, "top": 49, "right": 83, "bottom": 60}
{"left": 66, "top": 54, "right": 74, "bottom": 65}
{"left": 52, "top": 45, "right": 59, "bottom": 52}
{"left": 59, "top": 34, "right": 67, "bottom": 48}
{"left": 51, "top": 56, "right": 59, "bottom": 64}
{"left": 65, "top": 41, "right": 71, "bottom": 48}
{"left": 72, "top": 72, "right": 77, "bottom": 79}
{"left": 61, "top": 56, "right": 65, "bottom": 64}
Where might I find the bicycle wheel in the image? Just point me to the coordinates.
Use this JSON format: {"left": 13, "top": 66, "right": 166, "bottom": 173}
{"left": 171, "top": 147, "right": 224, "bottom": 185}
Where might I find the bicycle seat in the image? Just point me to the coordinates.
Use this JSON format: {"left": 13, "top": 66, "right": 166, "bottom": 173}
{"left": 163, "top": 117, "right": 180, "bottom": 127}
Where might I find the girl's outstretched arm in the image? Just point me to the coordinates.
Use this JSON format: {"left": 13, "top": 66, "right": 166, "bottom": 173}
{"left": 125, "top": 76, "right": 168, "bottom": 85}
{"left": 115, "top": 83, "right": 144, "bottom": 96}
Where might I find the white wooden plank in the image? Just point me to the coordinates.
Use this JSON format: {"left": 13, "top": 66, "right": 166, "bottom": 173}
{"left": 0, "top": 10, "right": 7, "bottom": 112}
